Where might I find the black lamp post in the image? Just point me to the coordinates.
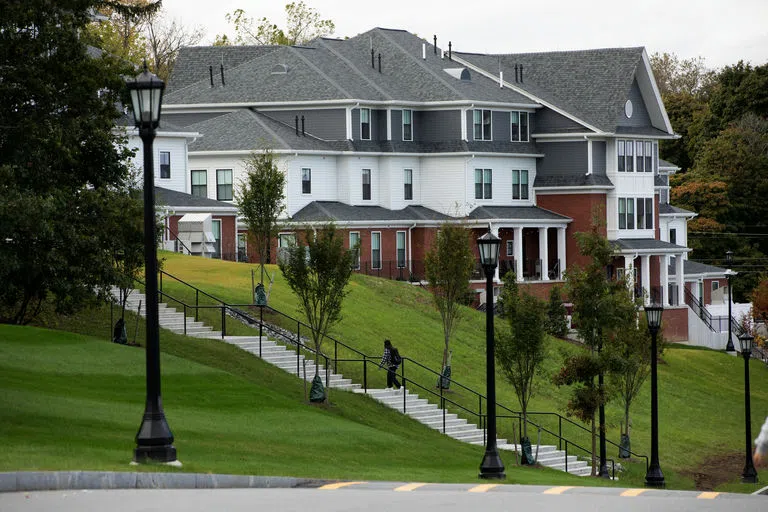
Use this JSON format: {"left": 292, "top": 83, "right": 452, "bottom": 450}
{"left": 127, "top": 63, "right": 178, "bottom": 464}
{"left": 725, "top": 251, "right": 735, "bottom": 352}
{"left": 644, "top": 304, "right": 665, "bottom": 487}
{"left": 738, "top": 333, "right": 758, "bottom": 484}
{"left": 477, "top": 232, "right": 505, "bottom": 479}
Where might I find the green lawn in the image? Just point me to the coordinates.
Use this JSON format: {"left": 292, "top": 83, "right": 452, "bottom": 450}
{"left": 0, "top": 323, "right": 600, "bottom": 486}
{"left": 143, "top": 251, "right": 768, "bottom": 491}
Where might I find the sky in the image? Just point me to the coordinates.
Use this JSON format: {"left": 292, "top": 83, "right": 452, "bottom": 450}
{"left": 161, "top": 0, "right": 767, "bottom": 69}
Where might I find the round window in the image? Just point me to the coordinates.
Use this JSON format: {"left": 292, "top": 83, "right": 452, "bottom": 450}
{"left": 625, "top": 99, "right": 633, "bottom": 118}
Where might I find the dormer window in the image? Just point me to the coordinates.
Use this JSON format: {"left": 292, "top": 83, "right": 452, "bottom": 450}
{"left": 473, "top": 109, "right": 491, "bottom": 141}
{"left": 510, "top": 111, "right": 529, "bottom": 142}
{"left": 360, "top": 108, "right": 371, "bottom": 140}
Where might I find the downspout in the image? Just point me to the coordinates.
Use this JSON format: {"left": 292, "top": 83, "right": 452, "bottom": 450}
{"left": 585, "top": 135, "right": 592, "bottom": 176}
{"left": 407, "top": 223, "right": 416, "bottom": 275}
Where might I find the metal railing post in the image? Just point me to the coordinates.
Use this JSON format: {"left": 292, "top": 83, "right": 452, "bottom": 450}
{"left": 441, "top": 385, "right": 445, "bottom": 433}
{"left": 363, "top": 358, "right": 368, "bottom": 392}
{"left": 559, "top": 416, "right": 562, "bottom": 451}
{"left": 183, "top": 304, "right": 187, "bottom": 336}
{"left": 195, "top": 290, "right": 199, "bottom": 322}
{"left": 334, "top": 340, "right": 338, "bottom": 374}
{"left": 221, "top": 306, "right": 226, "bottom": 339}
{"left": 259, "top": 306, "right": 263, "bottom": 358}
{"left": 401, "top": 360, "right": 406, "bottom": 412}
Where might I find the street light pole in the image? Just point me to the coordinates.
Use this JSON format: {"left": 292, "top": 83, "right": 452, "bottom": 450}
{"left": 644, "top": 304, "right": 665, "bottom": 488}
{"left": 477, "top": 232, "right": 505, "bottom": 480}
{"left": 725, "top": 251, "right": 735, "bottom": 352}
{"left": 738, "top": 333, "right": 758, "bottom": 484}
{"left": 127, "top": 63, "right": 178, "bottom": 464}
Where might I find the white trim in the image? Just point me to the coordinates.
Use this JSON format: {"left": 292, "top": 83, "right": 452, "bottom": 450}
{"left": 402, "top": 108, "right": 413, "bottom": 142}
{"left": 532, "top": 132, "right": 603, "bottom": 139}
{"left": 188, "top": 149, "right": 546, "bottom": 158}
{"left": 165, "top": 206, "right": 237, "bottom": 214}
{"left": 163, "top": 99, "right": 541, "bottom": 111}
{"left": 349, "top": 231, "right": 361, "bottom": 270}
{"left": 359, "top": 107, "right": 371, "bottom": 141}
{"left": 535, "top": 187, "right": 612, "bottom": 194}
{"left": 386, "top": 108, "right": 392, "bottom": 141}
{"left": 371, "top": 231, "right": 382, "bottom": 269}
{"left": 640, "top": 49, "right": 674, "bottom": 135}
{"left": 396, "top": 230, "right": 407, "bottom": 268}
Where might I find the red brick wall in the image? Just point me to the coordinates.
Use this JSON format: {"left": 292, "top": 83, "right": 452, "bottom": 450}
{"left": 536, "top": 193, "right": 607, "bottom": 270}
{"left": 663, "top": 306, "right": 689, "bottom": 342}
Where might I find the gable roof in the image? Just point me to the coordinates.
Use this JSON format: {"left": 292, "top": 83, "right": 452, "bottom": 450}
{"left": 290, "top": 201, "right": 451, "bottom": 223}
{"left": 467, "top": 206, "right": 571, "bottom": 222}
{"left": 155, "top": 187, "right": 237, "bottom": 212}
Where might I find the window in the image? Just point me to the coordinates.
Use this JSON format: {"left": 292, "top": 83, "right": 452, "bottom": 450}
{"left": 474, "top": 168, "right": 492, "bottom": 199}
{"left": 512, "top": 170, "right": 529, "bottom": 200}
{"left": 212, "top": 219, "right": 221, "bottom": 259}
{"left": 644, "top": 198, "right": 653, "bottom": 229}
{"left": 237, "top": 233, "right": 247, "bottom": 262}
{"left": 191, "top": 170, "right": 207, "bottom": 198}
{"left": 645, "top": 141, "right": 653, "bottom": 172}
{"left": 618, "top": 140, "right": 658, "bottom": 173}
{"left": 637, "top": 198, "right": 645, "bottom": 228}
{"left": 653, "top": 142, "right": 659, "bottom": 173}
{"left": 506, "top": 240, "right": 513, "bottom": 257}
{"left": 619, "top": 197, "right": 652, "bottom": 229}
{"left": 627, "top": 198, "right": 635, "bottom": 228}
{"left": 473, "top": 109, "right": 491, "bottom": 140}
{"left": 403, "top": 169, "right": 413, "bottom": 200}
{"left": 636, "top": 141, "right": 644, "bottom": 172}
{"left": 712, "top": 281, "right": 720, "bottom": 293}
{"left": 216, "top": 169, "right": 233, "bottom": 201}
{"left": 349, "top": 232, "right": 360, "bottom": 269}
{"left": 617, "top": 141, "right": 625, "bottom": 172}
{"left": 402, "top": 109, "right": 413, "bottom": 141}
{"left": 396, "top": 231, "right": 406, "bottom": 268}
{"left": 301, "top": 168, "right": 311, "bottom": 194}
{"left": 360, "top": 108, "right": 371, "bottom": 140}
{"left": 618, "top": 198, "right": 626, "bottom": 229}
{"left": 510, "top": 111, "right": 529, "bottom": 142}
{"left": 278, "top": 233, "right": 296, "bottom": 262}
{"left": 159, "top": 151, "right": 170, "bottom": 179}
{"left": 626, "top": 141, "right": 634, "bottom": 172}
{"left": 362, "top": 169, "right": 371, "bottom": 200}
{"left": 371, "top": 232, "right": 381, "bottom": 269}
{"left": 669, "top": 228, "right": 677, "bottom": 244}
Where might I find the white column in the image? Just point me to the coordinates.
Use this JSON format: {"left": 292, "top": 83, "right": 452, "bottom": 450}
{"left": 557, "top": 227, "right": 567, "bottom": 280}
{"left": 676, "top": 253, "right": 685, "bottom": 306}
{"left": 660, "top": 255, "right": 670, "bottom": 306}
{"left": 514, "top": 227, "right": 523, "bottom": 282}
{"left": 491, "top": 224, "right": 500, "bottom": 282}
{"left": 386, "top": 108, "right": 392, "bottom": 141}
{"left": 539, "top": 227, "right": 549, "bottom": 281}
{"left": 641, "top": 254, "right": 651, "bottom": 305}
{"left": 625, "top": 256, "right": 635, "bottom": 300}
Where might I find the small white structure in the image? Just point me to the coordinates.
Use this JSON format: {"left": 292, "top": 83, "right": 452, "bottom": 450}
{"left": 176, "top": 213, "right": 216, "bottom": 257}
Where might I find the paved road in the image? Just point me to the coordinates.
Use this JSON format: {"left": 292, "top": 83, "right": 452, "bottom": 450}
{"left": 2, "top": 483, "right": 765, "bottom": 512}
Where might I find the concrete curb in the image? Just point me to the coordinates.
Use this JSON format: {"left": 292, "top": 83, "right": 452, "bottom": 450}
{"left": 0, "top": 472, "right": 329, "bottom": 493}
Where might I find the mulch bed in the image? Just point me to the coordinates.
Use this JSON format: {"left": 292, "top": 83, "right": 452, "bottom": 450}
{"left": 682, "top": 450, "right": 745, "bottom": 491}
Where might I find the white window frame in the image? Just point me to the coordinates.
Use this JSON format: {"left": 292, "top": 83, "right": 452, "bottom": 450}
{"left": 159, "top": 150, "right": 171, "bottom": 179}
{"left": 371, "top": 231, "right": 382, "bottom": 270}
{"left": 510, "top": 111, "right": 529, "bottom": 142}
{"left": 512, "top": 169, "right": 529, "bottom": 200}
{"left": 506, "top": 240, "right": 514, "bottom": 257}
{"left": 211, "top": 219, "right": 222, "bottom": 259}
{"left": 216, "top": 169, "right": 233, "bottom": 201}
{"left": 473, "top": 109, "right": 492, "bottom": 141}
{"left": 402, "top": 109, "right": 413, "bottom": 141}
{"left": 362, "top": 168, "right": 371, "bottom": 200}
{"left": 191, "top": 169, "right": 207, "bottom": 198}
{"left": 360, "top": 107, "right": 371, "bottom": 140}
{"left": 349, "top": 231, "right": 361, "bottom": 269}
{"left": 396, "top": 231, "right": 406, "bottom": 268}
{"left": 403, "top": 168, "right": 413, "bottom": 201}
{"left": 301, "top": 167, "right": 311, "bottom": 194}
{"left": 474, "top": 168, "right": 492, "bottom": 200}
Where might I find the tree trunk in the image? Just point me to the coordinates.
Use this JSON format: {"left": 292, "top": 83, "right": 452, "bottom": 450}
{"left": 591, "top": 416, "right": 597, "bottom": 476}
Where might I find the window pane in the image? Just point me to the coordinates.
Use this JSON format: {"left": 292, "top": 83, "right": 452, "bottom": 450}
{"left": 626, "top": 141, "right": 634, "bottom": 172}
{"left": 159, "top": 151, "right": 170, "bottom": 178}
{"left": 669, "top": 228, "right": 676, "bottom": 244}
{"left": 520, "top": 112, "right": 528, "bottom": 142}
{"left": 372, "top": 233, "right": 381, "bottom": 269}
{"left": 484, "top": 169, "right": 492, "bottom": 199}
{"left": 302, "top": 168, "right": 311, "bottom": 194}
{"left": 627, "top": 197, "right": 635, "bottom": 228}
{"left": 473, "top": 110, "right": 482, "bottom": 140}
{"left": 617, "top": 141, "right": 625, "bottom": 172}
{"left": 512, "top": 170, "right": 519, "bottom": 199}
{"left": 191, "top": 170, "right": 207, "bottom": 197}
{"left": 521, "top": 170, "right": 529, "bottom": 200}
{"left": 396, "top": 232, "right": 406, "bottom": 267}
{"left": 646, "top": 198, "right": 653, "bottom": 228}
{"left": 362, "top": 169, "right": 371, "bottom": 200}
{"left": 350, "top": 232, "right": 360, "bottom": 269}
{"left": 653, "top": 142, "right": 659, "bottom": 173}
{"left": 361, "top": 108, "right": 370, "bottom": 140}
{"left": 637, "top": 198, "right": 645, "bottom": 229}
{"left": 510, "top": 111, "right": 519, "bottom": 142}
{"left": 636, "top": 141, "right": 644, "bottom": 172}
{"left": 474, "top": 169, "right": 482, "bottom": 199}
{"left": 216, "top": 169, "right": 233, "bottom": 201}
{"left": 618, "top": 198, "right": 626, "bottom": 229}
{"left": 482, "top": 109, "right": 491, "bottom": 140}
{"left": 404, "top": 169, "right": 412, "bottom": 200}
{"left": 402, "top": 109, "right": 412, "bottom": 141}
{"left": 645, "top": 142, "right": 653, "bottom": 172}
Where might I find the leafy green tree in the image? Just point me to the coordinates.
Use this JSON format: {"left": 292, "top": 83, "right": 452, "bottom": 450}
{"left": 544, "top": 285, "right": 568, "bottom": 338}
{"left": 751, "top": 274, "right": 768, "bottom": 325}
{"left": 495, "top": 272, "right": 547, "bottom": 456}
{"left": 236, "top": 150, "right": 286, "bottom": 284}
{"left": 424, "top": 223, "right": 475, "bottom": 372}
{"left": 219, "top": 2, "right": 335, "bottom": 46}
{"left": 0, "top": 0, "right": 156, "bottom": 324}
{"left": 279, "top": 225, "right": 356, "bottom": 378}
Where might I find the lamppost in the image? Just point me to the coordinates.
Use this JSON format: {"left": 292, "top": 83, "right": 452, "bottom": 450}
{"left": 738, "top": 333, "right": 758, "bottom": 484}
{"left": 644, "top": 304, "right": 665, "bottom": 488}
{"left": 725, "top": 251, "right": 735, "bottom": 352}
{"left": 477, "top": 232, "right": 505, "bottom": 479}
{"left": 127, "top": 63, "right": 178, "bottom": 464}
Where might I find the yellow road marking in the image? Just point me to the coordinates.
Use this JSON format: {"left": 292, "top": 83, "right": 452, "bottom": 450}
{"left": 318, "top": 481, "right": 367, "bottom": 490}
{"left": 698, "top": 492, "right": 720, "bottom": 499}
{"left": 395, "top": 483, "right": 427, "bottom": 492}
{"left": 620, "top": 488, "right": 648, "bottom": 497}
{"left": 468, "top": 483, "right": 499, "bottom": 493}
{"left": 543, "top": 486, "right": 573, "bottom": 495}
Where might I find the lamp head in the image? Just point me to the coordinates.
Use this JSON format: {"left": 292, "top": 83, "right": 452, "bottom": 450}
{"left": 644, "top": 304, "right": 664, "bottom": 333}
{"left": 738, "top": 333, "right": 754, "bottom": 356}
{"left": 126, "top": 61, "right": 165, "bottom": 130}
{"left": 477, "top": 232, "right": 501, "bottom": 269}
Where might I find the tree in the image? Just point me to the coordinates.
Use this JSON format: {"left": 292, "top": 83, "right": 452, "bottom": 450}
{"left": 235, "top": 150, "right": 286, "bottom": 284}
{"left": 752, "top": 274, "right": 768, "bottom": 325}
{"left": 495, "top": 272, "right": 547, "bottom": 461}
{"left": 278, "top": 225, "right": 356, "bottom": 392}
{"left": 544, "top": 285, "right": 568, "bottom": 338}
{"left": 650, "top": 52, "right": 714, "bottom": 98}
{"left": 83, "top": 0, "right": 158, "bottom": 68}
{"left": 424, "top": 223, "right": 475, "bottom": 374}
{"left": 0, "top": 0, "right": 156, "bottom": 324}
{"left": 219, "top": 2, "right": 335, "bottom": 46}
{"left": 144, "top": 13, "right": 205, "bottom": 82}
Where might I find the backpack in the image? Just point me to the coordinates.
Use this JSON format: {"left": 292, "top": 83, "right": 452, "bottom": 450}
{"left": 391, "top": 349, "right": 402, "bottom": 366}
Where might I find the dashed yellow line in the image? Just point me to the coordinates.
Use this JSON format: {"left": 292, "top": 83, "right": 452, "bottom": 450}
{"left": 468, "top": 483, "right": 499, "bottom": 493}
{"left": 395, "top": 483, "right": 427, "bottom": 492}
{"left": 318, "top": 481, "right": 367, "bottom": 490}
{"left": 543, "top": 486, "right": 573, "bottom": 495}
{"left": 697, "top": 492, "right": 720, "bottom": 499}
{"left": 620, "top": 488, "right": 648, "bottom": 497}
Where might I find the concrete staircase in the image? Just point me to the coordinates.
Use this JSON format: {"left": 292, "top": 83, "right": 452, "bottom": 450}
{"left": 115, "top": 288, "right": 592, "bottom": 476}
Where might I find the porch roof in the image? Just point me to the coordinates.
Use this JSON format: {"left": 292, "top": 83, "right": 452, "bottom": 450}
{"left": 155, "top": 187, "right": 238, "bottom": 213}
{"left": 658, "top": 203, "right": 696, "bottom": 217}
{"left": 289, "top": 201, "right": 451, "bottom": 224}
{"left": 467, "top": 205, "right": 571, "bottom": 223}
{"left": 674, "top": 259, "right": 728, "bottom": 278}
{"left": 612, "top": 238, "right": 690, "bottom": 255}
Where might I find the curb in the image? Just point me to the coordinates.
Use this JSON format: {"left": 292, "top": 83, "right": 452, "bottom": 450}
{"left": 0, "top": 471, "right": 329, "bottom": 493}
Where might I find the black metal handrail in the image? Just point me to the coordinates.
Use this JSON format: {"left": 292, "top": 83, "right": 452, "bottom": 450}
{"left": 684, "top": 287, "right": 717, "bottom": 333}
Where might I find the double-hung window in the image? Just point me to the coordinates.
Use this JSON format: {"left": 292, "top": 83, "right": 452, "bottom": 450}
{"left": 371, "top": 232, "right": 381, "bottom": 269}
{"left": 510, "top": 111, "right": 529, "bottom": 142}
{"left": 191, "top": 170, "right": 207, "bottom": 197}
{"left": 403, "top": 169, "right": 413, "bottom": 200}
{"left": 617, "top": 141, "right": 625, "bottom": 172}
{"left": 625, "top": 141, "right": 634, "bottom": 172}
{"left": 618, "top": 198, "right": 635, "bottom": 229}
{"left": 349, "top": 232, "right": 360, "bottom": 269}
{"left": 216, "top": 169, "right": 233, "bottom": 201}
{"left": 473, "top": 109, "right": 492, "bottom": 140}
{"left": 159, "top": 151, "right": 171, "bottom": 179}
{"left": 402, "top": 109, "right": 413, "bottom": 141}
{"left": 360, "top": 108, "right": 371, "bottom": 140}
{"left": 362, "top": 169, "right": 371, "bottom": 200}
{"left": 396, "top": 231, "right": 406, "bottom": 268}
{"left": 474, "top": 168, "right": 492, "bottom": 199}
{"left": 636, "top": 141, "right": 645, "bottom": 172}
{"left": 301, "top": 168, "right": 311, "bottom": 194}
{"left": 619, "top": 197, "right": 652, "bottom": 229}
{"left": 645, "top": 141, "right": 653, "bottom": 172}
{"left": 512, "top": 170, "right": 529, "bottom": 200}
{"left": 643, "top": 198, "right": 653, "bottom": 228}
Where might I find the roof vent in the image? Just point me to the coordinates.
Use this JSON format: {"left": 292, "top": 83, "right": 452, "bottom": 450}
{"left": 443, "top": 67, "right": 471, "bottom": 81}
{"left": 271, "top": 63, "right": 289, "bottom": 74}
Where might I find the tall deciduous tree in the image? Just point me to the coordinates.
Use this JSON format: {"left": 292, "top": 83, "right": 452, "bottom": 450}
{"left": 544, "top": 284, "right": 568, "bottom": 338}
{"left": 144, "top": 14, "right": 205, "bottom": 82}
{"left": 424, "top": 223, "right": 474, "bottom": 372}
{"left": 236, "top": 150, "right": 286, "bottom": 284}
{"left": 0, "top": 0, "right": 156, "bottom": 324}
{"left": 219, "top": 2, "right": 335, "bottom": 46}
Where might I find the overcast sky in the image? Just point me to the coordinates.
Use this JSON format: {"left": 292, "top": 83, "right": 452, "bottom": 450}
{"left": 161, "top": 0, "right": 767, "bottom": 69}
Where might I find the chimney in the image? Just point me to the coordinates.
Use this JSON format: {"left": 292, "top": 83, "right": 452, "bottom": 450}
{"left": 301, "top": 115, "right": 305, "bottom": 136}
{"left": 448, "top": 41, "right": 452, "bottom": 60}
{"left": 514, "top": 64, "right": 518, "bottom": 83}
{"left": 422, "top": 42, "right": 426, "bottom": 60}
{"left": 433, "top": 35, "right": 437, "bottom": 54}
{"left": 295, "top": 115, "right": 299, "bottom": 136}
{"left": 209, "top": 66, "right": 214, "bottom": 87}
{"left": 371, "top": 48, "right": 375, "bottom": 69}
{"left": 378, "top": 53, "right": 381, "bottom": 73}
{"left": 220, "top": 64, "right": 225, "bottom": 86}
{"left": 519, "top": 64, "right": 523, "bottom": 83}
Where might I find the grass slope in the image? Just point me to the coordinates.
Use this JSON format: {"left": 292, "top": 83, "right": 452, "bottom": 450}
{"left": 147, "top": 252, "right": 768, "bottom": 491}
{"left": 0, "top": 322, "right": 596, "bottom": 486}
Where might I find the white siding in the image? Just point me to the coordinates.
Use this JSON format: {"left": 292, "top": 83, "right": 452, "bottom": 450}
{"left": 339, "top": 156, "right": 379, "bottom": 205}
{"left": 285, "top": 155, "right": 338, "bottom": 216}
{"left": 186, "top": 154, "right": 250, "bottom": 203}
{"left": 380, "top": 156, "right": 421, "bottom": 210}
{"left": 126, "top": 133, "right": 188, "bottom": 192}
{"left": 421, "top": 157, "right": 466, "bottom": 215}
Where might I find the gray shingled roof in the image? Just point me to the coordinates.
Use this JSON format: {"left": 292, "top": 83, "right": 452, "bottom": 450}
{"left": 612, "top": 238, "right": 686, "bottom": 251}
{"left": 155, "top": 187, "right": 237, "bottom": 211}
{"left": 290, "top": 201, "right": 451, "bottom": 223}
{"left": 533, "top": 174, "right": 613, "bottom": 188}
{"left": 677, "top": 260, "right": 727, "bottom": 276}
{"left": 167, "top": 46, "right": 280, "bottom": 92}
{"left": 658, "top": 158, "right": 680, "bottom": 170}
{"left": 658, "top": 203, "right": 696, "bottom": 216}
{"left": 467, "top": 206, "right": 571, "bottom": 221}
{"left": 454, "top": 47, "right": 645, "bottom": 133}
